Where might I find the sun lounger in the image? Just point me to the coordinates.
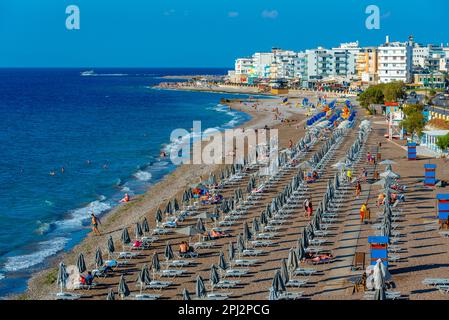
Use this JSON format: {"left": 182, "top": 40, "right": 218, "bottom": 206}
{"left": 161, "top": 260, "right": 191, "bottom": 268}
{"left": 286, "top": 279, "right": 307, "bottom": 288}
{"left": 55, "top": 292, "right": 81, "bottom": 300}
{"left": 255, "top": 232, "right": 276, "bottom": 240}
{"left": 159, "top": 269, "right": 186, "bottom": 278}
{"left": 134, "top": 293, "right": 161, "bottom": 300}
{"left": 264, "top": 225, "right": 281, "bottom": 232}
{"left": 242, "top": 249, "right": 264, "bottom": 256}
{"left": 178, "top": 251, "right": 199, "bottom": 259}
{"left": 273, "top": 291, "right": 304, "bottom": 300}
{"left": 145, "top": 280, "right": 172, "bottom": 290}
{"left": 388, "top": 255, "right": 401, "bottom": 262}
{"left": 233, "top": 259, "right": 258, "bottom": 266}
{"left": 214, "top": 279, "right": 240, "bottom": 289}
{"left": 205, "top": 293, "right": 230, "bottom": 300}
{"left": 251, "top": 240, "right": 273, "bottom": 247}
{"left": 313, "top": 230, "right": 330, "bottom": 237}
{"left": 161, "top": 221, "right": 177, "bottom": 228}
{"left": 152, "top": 228, "right": 170, "bottom": 235}
{"left": 141, "top": 236, "right": 159, "bottom": 243}
{"left": 309, "top": 238, "right": 328, "bottom": 246}
{"left": 73, "top": 281, "right": 97, "bottom": 290}
{"left": 422, "top": 278, "right": 449, "bottom": 286}
{"left": 293, "top": 267, "right": 317, "bottom": 276}
{"left": 363, "top": 291, "right": 401, "bottom": 300}
{"left": 224, "top": 268, "right": 249, "bottom": 278}
{"left": 219, "top": 220, "right": 235, "bottom": 227}
{"left": 437, "top": 285, "right": 449, "bottom": 294}
{"left": 118, "top": 251, "right": 138, "bottom": 259}
{"left": 439, "top": 231, "right": 449, "bottom": 238}
{"left": 192, "top": 242, "right": 216, "bottom": 249}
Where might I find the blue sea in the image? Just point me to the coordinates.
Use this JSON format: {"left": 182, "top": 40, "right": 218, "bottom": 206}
{"left": 0, "top": 68, "right": 252, "bottom": 297}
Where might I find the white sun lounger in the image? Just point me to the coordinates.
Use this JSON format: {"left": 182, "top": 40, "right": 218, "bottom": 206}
{"left": 144, "top": 280, "right": 172, "bottom": 290}
{"left": 439, "top": 231, "right": 449, "bottom": 237}
{"left": 286, "top": 279, "right": 307, "bottom": 288}
{"left": 264, "top": 225, "right": 281, "bottom": 232}
{"left": 159, "top": 269, "right": 186, "bottom": 278}
{"left": 206, "top": 293, "right": 230, "bottom": 300}
{"left": 224, "top": 269, "right": 249, "bottom": 278}
{"left": 255, "top": 233, "right": 277, "bottom": 240}
{"left": 141, "top": 236, "right": 159, "bottom": 243}
{"left": 192, "top": 242, "right": 216, "bottom": 249}
{"left": 309, "top": 239, "right": 328, "bottom": 246}
{"left": 233, "top": 259, "right": 258, "bottom": 266}
{"left": 161, "top": 260, "right": 190, "bottom": 268}
{"left": 437, "top": 285, "right": 449, "bottom": 294}
{"left": 152, "top": 228, "right": 170, "bottom": 235}
{"left": 363, "top": 291, "right": 401, "bottom": 300}
{"left": 118, "top": 251, "right": 138, "bottom": 259}
{"left": 55, "top": 292, "right": 81, "bottom": 300}
{"left": 242, "top": 249, "right": 264, "bottom": 256}
{"left": 251, "top": 240, "right": 273, "bottom": 247}
{"left": 293, "top": 267, "right": 317, "bottom": 276}
{"left": 275, "top": 291, "right": 304, "bottom": 300}
{"left": 134, "top": 293, "right": 161, "bottom": 300}
{"left": 214, "top": 280, "right": 240, "bottom": 289}
{"left": 422, "top": 278, "right": 449, "bottom": 286}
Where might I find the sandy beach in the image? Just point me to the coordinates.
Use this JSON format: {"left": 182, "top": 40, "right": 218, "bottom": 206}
{"left": 21, "top": 91, "right": 449, "bottom": 301}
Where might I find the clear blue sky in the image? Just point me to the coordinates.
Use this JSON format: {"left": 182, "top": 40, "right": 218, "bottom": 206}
{"left": 1, "top": 0, "right": 448, "bottom": 68}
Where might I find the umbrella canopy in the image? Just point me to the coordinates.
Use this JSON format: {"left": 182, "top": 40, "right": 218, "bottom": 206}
{"left": 182, "top": 288, "right": 191, "bottom": 300}
{"left": 373, "top": 259, "right": 386, "bottom": 300}
{"left": 107, "top": 236, "right": 115, "bottom": 255}
{"left": 164, "top": 201, "right": 173, "bottom": 215}
{"left": 118, "top": 275, "right": 130, "bottom": 298}
{"left": 172, "top": 198, "right": 180, "bottom": 212}
{"left": 209, "top": 264, "right": 220, "bottom": 287}
{"left": 142, "top": 218, "right": 150, "bottom": 233}
{"left": 237, "top": 234, "right": 245, "bottom": 253}
{"left": 243, "top": 222, "right": 252, "bottom": 242}
{"left": 269, "top": 286, "right": 279, "bottom": 301}
{"left": 372, "top": 178, "right": 387, "bottom": 187}
{"left": 57, "top": 262, "right": 68, "bottom": 292}
{"left": 287, "top": 248, "right": 299, "bottom": 273}
{"left": 252, "top": 217, "right": 260, "bottom": 235}
{"left": 271, "top": 270, "right": 286, "bottom": 294}
{"left": 195, "top": 275, "right": 207, "bottom": 299}
{"left": 95, "top": 247, "right": 103, "bottom": 268}
{"left": 138, "top": 264, "right": 152, "bottom": 287}
{"left": 106, "top": 289, "right": 115, "bottom": 300}
{"left": 175, "top": 226, "right": 201, "bottom": 236}
{"left": 302, "top": 228, "right": 309, "bottom": 249}
{"left": 280, "top": 258, "right": 289, "bottom": 284}
{"left": 228, "top": 242, "right": 235, "bottom": 262}
{"left": 296, "top": 239, "right": 305, "bottom": 261}
{"left": 218, "top": 251, "right": 228, "bottom": 271}
{"left": 260, "top": 211, "right": 268, "bottom": 226}
{"left": 76, "top": 253, "right": 86, "bottom": 274}
{"left": 155, "top": 209, "right": 163, "bottom": 223}
{"left": 151, "top": 252, "right": 161, "bottom": 273}
{"left": 135, "top": 222, "right": 143, "bottom": 238}
{"left": 164, "top": 243, "right": 174, "bottom": 261}
{"left": 121, "top": 228, "right": 131, "bottom": 245}
{"left": 196, "top": 218, "right": 206, "bottom": 233}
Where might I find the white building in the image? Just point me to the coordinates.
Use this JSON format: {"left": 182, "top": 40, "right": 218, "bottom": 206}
{"left": 270, "top": 49, "right": 298, "bottom": 80}
{"left": 378, "top": 36, "right": 413, "bottom": 84}
{"left": 252, "top": 52, "right": 274, "bottom": 79}
{"left": 306, "top": 47, "right": 334, "bottom": 80}
{"left": 332, "top": 41, "right": 361, "bottom": 77}
{"left": 234, "top": 57, "right": 254, "bottom": 83}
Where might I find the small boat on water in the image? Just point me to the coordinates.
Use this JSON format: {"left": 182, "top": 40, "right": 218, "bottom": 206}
{"left": 81, "top": 70, "right": 95, "bottom": 76}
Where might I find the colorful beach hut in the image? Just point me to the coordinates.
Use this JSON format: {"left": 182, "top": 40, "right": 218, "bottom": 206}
{"left": 424, "top": 164, "right": 437, "bottom": 186}
{"left": 407, "top": 142, "right": 417, "bottom": 160}
{"left": 368, "top": 236, "right": 388, "bottom": 268}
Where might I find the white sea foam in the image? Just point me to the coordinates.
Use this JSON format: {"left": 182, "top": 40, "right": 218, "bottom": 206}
{"left": 2, "top": 237, "right": 68, "bottom": 272}
{"left": 0, "top": 273, "right": 4, "bottom": 280}
{"left": 134, "top": 170, "right": 152, "bottom": 181}
{"left": 55, "top": 198, "right": 112, "bottom": 229}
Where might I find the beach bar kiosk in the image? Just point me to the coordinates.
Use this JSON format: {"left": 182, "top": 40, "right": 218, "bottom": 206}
{"left": 424, "top": 164, "right": 437, "bottom": 186}
{"left": 407, "top": 142, "right": 417, "bottom": 160}
{"left": 368, "top": 236, "right": 388, "bottom": 268}
{"left": 437, "top": 194, "right": 449, "bottom": 226}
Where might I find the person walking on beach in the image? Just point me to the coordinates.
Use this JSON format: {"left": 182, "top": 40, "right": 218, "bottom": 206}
{"left": 346, "top": 169, "right": 352, "bottom": 183}
{"left": 360, "top": 203, "right": 368, "bottom": 224}
{"left": 91, "top": 213, "right": 101, "bottom": 236}
{"left": 361, "top": 167, "right": 368, "bottom": 183}
{"left": 355, "top": 181, "right": 362, "bottom": 198}
{"left": 303, "top": 198, "right": 310, "bottom": 218}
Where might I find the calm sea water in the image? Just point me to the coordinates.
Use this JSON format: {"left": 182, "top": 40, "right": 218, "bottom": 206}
{"left": 0, "top": 68, "right": 252, "bottom": 297}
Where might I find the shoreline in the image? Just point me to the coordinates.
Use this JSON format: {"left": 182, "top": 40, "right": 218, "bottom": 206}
{"left": 20, "top": 93, "right": 304, "bottom": 300}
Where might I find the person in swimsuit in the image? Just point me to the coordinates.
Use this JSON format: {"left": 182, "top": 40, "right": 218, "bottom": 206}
{"left": 91, "top": 213, "right": 101, "bottom": 236}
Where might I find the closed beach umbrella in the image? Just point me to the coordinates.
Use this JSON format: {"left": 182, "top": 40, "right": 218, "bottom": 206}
{"left": 118, "top": 275, "right": 130, "bottom": 299}
{"left": 164, "top": 201, "right": 173, "bottom": 215}
{"left": 260, "top": 211, "right": 268, "bottom": 226}
{"left": 218, "top": 251, "right": 228, "bottom": 271}
{"left": 210, "top": 265, "right": 220, "bottom": 290}
{"left": 243, "top": 222, "right": 252, "bottom": 242}
{"left": 287, "top": 248, "right": 299, "bottom": 275}
{"left": 142, "top": 218, "right": 150, "bottom": 234}
{"left": 155, "top": 209, "right": 163, "bottom": 224}
{"left": 271, "top": 270, "right": 286, "bottom": 294}
{"left": 121, "top": 228, "right": 131, "bottom": 247}
{"left": 196, "top": 275, "right": 207, "bottom": 299}
{"left": 137, "top": 264, "right": 151, "bottom": 294}
{"left": 228, "top": 242, "right": 235, "bottom": 262}
{"left": 297, "top": 240, "right": 305, "bottom": 261}
{"left": 135, "top": 222, "right": 143, "bottom": 238}
{"left": 164, "top": 242, "right": 174, "bottom": 261}
{"left": 57, "top": 262, "right": 68, "bottom": 293}
{"left": 107, "top": 236, "right": 115, "bottom": 258}
{"left": 182, "top": 288, "right": 191, "bottom": 300}
{"left": 237, "top": 234, "right": 245, "bottom": 253}
{"left": 76, "top": 253, "right": 86, "bottom": 274}
{"left": 280, "top": 258, "right": 289, "bottom": 284}
{"left": 302, "top": 228, "right": 309, "bottom": 248}
{"left": 373, "top": 260, "right": 386, "bottom": 300}
{"left": 106, "top": 289, "right": 115, "bottom": 300}
{"left": 252, "top": 217, "right": 260, "bottom": 235}
{"left": 196, "top": 218, "right": 206, "bottom": 233}
{"left": 95, "top": 247, "right": 103, "bottom": 268}
{"left": 172, "top": 198, "right": 180, "bottom": 212}
{"left": 151, "top": 252, "right": 160, "bottom": 279}
{"left": 269, "top": 286, "right": 279, "bottom": 301}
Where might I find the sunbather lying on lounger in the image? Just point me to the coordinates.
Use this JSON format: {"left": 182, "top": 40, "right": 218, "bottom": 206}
{"left": 208, "top": 229, "right": 230, "bottom": 240}
{"left": 304, "top": 252, "right": 334, "bottom": 264}
{"left": 179, "top": 241, "right": 195, "bottom": 254}
{"left": 80, "top": 271, "right": 94, "bottom": 286}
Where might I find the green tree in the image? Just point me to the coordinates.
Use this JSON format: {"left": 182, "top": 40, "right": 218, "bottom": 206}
{"left": 400, "top": 111, "right": 426, "bottom": 142}
{"left": 402, "top": 104, "right": 424, "bottom": 117}
{"left": 436, "top": 133, "right": 449, "bottom": 153}
{"left": 358, "top": 86, "right": 384, "bottom": 109}
{"left": 379, "top": 82, "right": 406, "bottom": 102}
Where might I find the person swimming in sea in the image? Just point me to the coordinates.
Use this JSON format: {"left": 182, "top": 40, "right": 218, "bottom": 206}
{"left": 160, "top": 151, "right": 167, "bottom": 158}
{"left": 49, "top": 171, "right": 56, "bottom": 176}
